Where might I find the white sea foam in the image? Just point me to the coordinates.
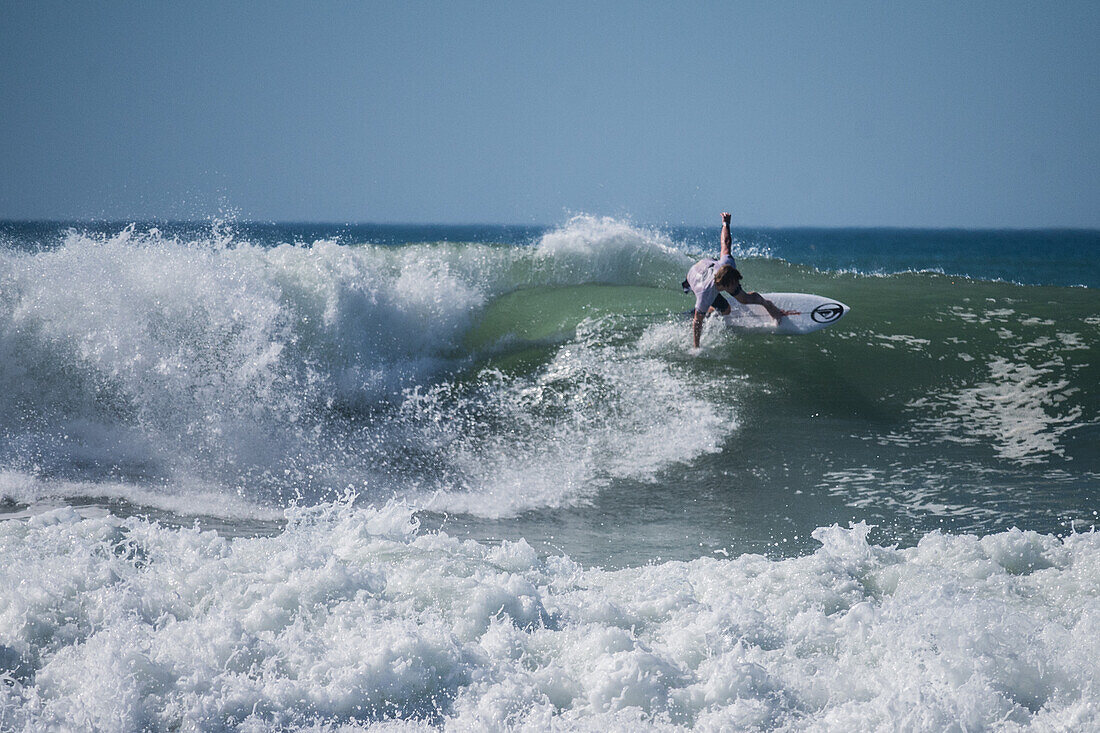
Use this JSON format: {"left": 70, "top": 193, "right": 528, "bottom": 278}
{"left": 406, "top": 316, "right": 726, "bottom": 517}
{"left": 0, "top": 228, "right": 485, "bottom": 503}
{"left": 910, "top": 357, "right": 1083, "bottom": 464}
{"left": 533, "top": 215, "right": 689, "bottom": 284}
{"left": 0, "top": 470, "right": 283, "bottom": 523}
{"left": 0, "top": 220, "right": 707, "bottom": 517}
{"left": 0, "top": 502, "right": 1097, "bottom": 731}
{"left": 872, "top": 333, "right": 932, "bottom": 350}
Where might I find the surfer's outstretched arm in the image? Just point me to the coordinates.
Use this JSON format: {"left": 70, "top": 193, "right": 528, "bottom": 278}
{"left": 734, "top": 290, "right": 784, "bottom": 323}
{"left": 720, "top": 212, "right": 732, "bottom": 259}
{"left": 692, "top": 311, "right": 705, "bottom": 348}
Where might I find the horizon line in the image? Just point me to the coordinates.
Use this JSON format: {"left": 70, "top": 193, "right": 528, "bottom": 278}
{"left": 2, "top": 217, "right": 1098, "bottom": 234}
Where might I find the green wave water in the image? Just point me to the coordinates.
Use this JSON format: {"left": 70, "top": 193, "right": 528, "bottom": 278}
{"left": 442, "top": 263, "right": 1098, "bottom": 564}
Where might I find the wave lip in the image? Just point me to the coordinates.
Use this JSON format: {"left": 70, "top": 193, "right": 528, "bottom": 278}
{"left": 1, "top": 502, "right": 1097, "bottom": 730}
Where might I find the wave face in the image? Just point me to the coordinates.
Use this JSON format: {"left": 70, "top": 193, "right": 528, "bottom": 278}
{"left": 1, "top": 502, "right": 1097, "bottom": 731}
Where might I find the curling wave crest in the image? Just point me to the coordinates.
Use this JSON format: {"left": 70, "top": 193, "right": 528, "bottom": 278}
{"left": 0, "top": 218, "right": 705, "bottom": 516}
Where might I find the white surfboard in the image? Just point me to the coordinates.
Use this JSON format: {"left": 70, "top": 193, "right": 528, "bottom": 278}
{"left": 721, "top": 292, "right": 850, "bottom": 334}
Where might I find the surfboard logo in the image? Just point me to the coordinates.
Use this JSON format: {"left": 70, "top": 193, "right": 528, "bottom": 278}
{"left": 811, "top": 303, "right": 845, "bottom": 323}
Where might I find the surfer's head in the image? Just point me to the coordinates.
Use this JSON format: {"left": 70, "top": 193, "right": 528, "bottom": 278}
{"left": 714, "top": 265, "right": 742, "bottom": 290}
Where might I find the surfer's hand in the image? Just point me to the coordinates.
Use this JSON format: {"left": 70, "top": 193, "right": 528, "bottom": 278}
{"left": 721, "top": 212, "right": 731, "bottom": 224}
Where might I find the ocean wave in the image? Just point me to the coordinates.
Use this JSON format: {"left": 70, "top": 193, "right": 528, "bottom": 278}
{"left": 1, "top": 219, "right": 1096, "bottom": 525}
{"left": 0, "top": 219, "right": 710, "bottom": 515}
{"left": 0, "top": 500, "right": 1097, "bottom": 731}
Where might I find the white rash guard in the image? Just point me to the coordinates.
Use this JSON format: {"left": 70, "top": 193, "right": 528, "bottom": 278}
{"left": 686, "top": 254, "right": 736, "bottom": 314}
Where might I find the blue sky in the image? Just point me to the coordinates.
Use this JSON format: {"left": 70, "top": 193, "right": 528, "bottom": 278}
{"left": 1, "top": 1, "right": 1097, "bottom": 227}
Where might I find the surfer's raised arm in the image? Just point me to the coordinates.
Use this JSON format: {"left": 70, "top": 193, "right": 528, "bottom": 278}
{"left": 720, "top": 211, "right": 732, "bottom": 259}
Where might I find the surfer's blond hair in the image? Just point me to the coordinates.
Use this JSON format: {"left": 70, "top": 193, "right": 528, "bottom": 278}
{"left": 714, "top": 265, "right": 741, "bottom": 288}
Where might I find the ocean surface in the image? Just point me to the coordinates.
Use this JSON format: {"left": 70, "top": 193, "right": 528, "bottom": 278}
{"left": 0, "top": 217, "right": 1097, "bottom": 730}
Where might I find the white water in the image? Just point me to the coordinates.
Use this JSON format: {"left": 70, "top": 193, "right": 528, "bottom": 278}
{"left": 407, "top": 317, "right": 725, "bottom": 517}
{"left": 1, "top": 501, "right": 1097, "bottom": 731}
{"left": 0, "top": 217, "right": 710, "bottom": 518}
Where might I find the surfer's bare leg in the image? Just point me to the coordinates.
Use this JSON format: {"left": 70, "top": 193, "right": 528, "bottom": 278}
{"left": 720, "top": 212, "right": 732, "bottom": 258}
{"left": 735, "top": 290, "right": 784, "bottom": 323}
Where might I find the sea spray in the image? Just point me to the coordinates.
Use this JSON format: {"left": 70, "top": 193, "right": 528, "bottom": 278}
{"left": 0, "top": 218, "right": 704, "bottom": 515}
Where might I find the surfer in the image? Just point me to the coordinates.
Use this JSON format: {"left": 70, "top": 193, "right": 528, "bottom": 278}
{"left": 684, "top": 212, "right": 784, "bottom": 347}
